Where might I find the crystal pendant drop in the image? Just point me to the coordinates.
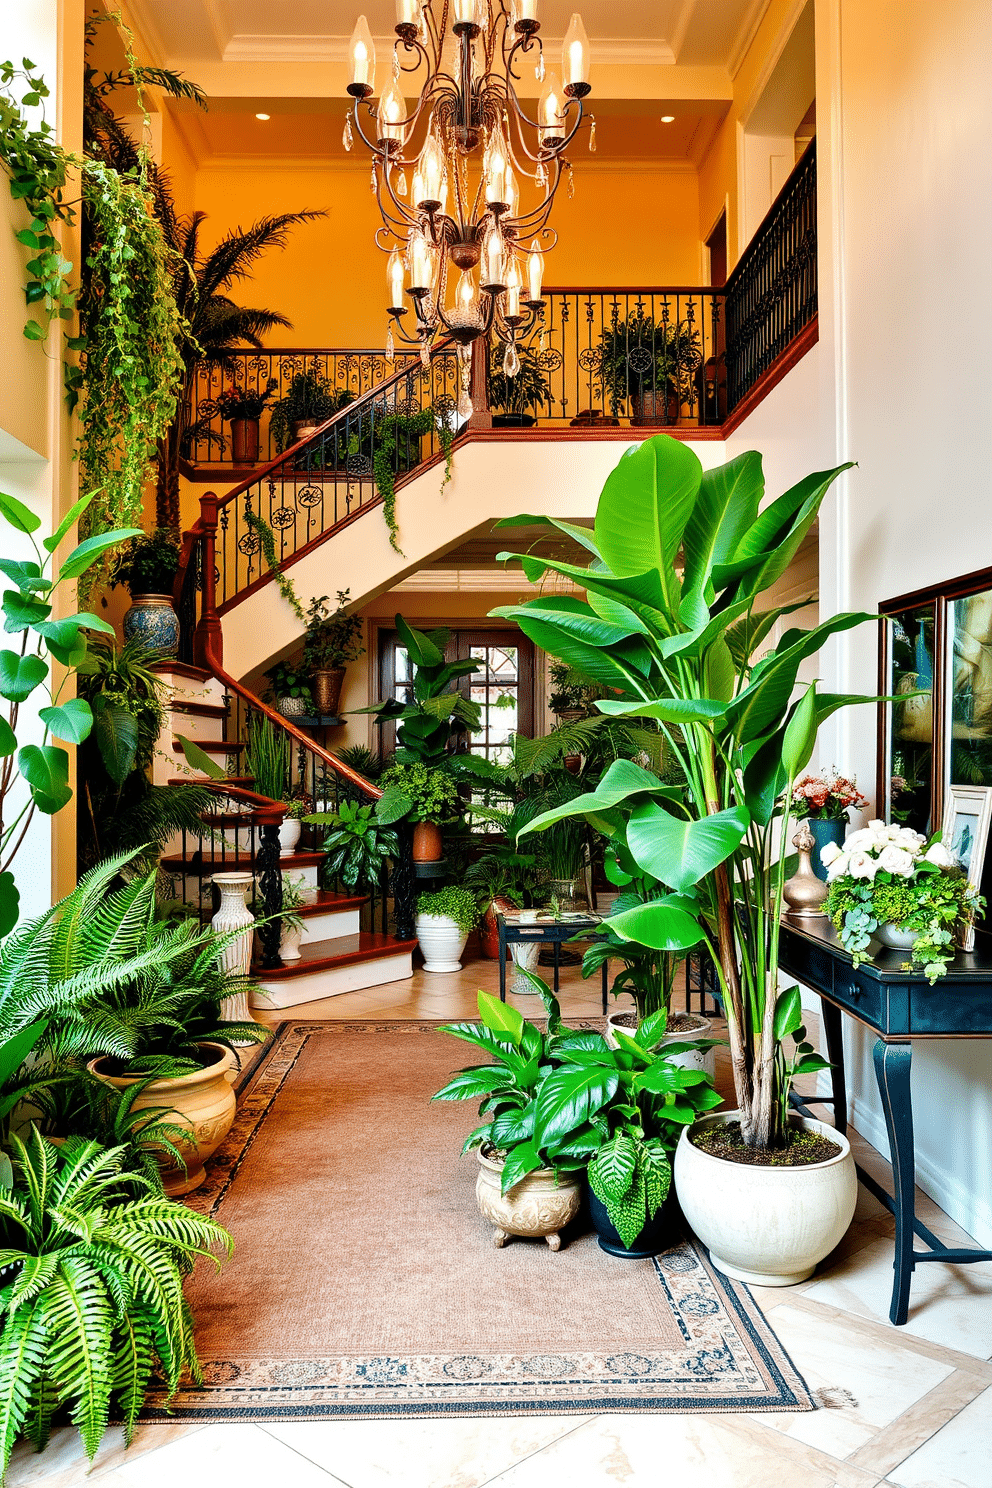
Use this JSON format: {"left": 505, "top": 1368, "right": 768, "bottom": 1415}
{"left": 370, "top": 162, "right": 377, "bottom": 192}
{"left": 457, "top": 388, "right": 474, "bottom": 420}
{"left": 567, "top": 164, "right": 575, "bottom": 198}
{"left": 503, "top": 341, "right": 520, "bottom": 377}
{"left": 397, "top": 169, "right": 408, "bottom": 195}
{"left": 535, "top": 159, "right": 547, "bottom": 187}
{"left": 420, "top": 340, "right": 431, "bottom": 369}
{"left": 343, "top": 116, "right": 354, "bottom": 152}
{"left": 385, "top": 324, "right": 395, "bottom": 362}
{"left": 536, "top": 51, "right": 545, "bottom": 81}
{"left": 392, "top": 46, "right": 400, "bottom": 78}
{"left": 589, "top": 116, "right": 597, "bottom": 153}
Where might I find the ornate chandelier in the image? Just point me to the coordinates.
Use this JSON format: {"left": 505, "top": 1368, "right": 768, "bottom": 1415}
{"left": 343, "top": 0, "right": 593, "bottom": 414}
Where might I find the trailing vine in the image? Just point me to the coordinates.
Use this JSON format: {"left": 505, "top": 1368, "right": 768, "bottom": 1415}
{"left": 371, "top": 409, "right": 454, "bottom": 555}
{"left": 244, "top": 510, "right": 305, "bottom": 620}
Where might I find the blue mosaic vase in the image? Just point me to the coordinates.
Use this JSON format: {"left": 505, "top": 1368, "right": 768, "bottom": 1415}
{"left": 122, "top": 593, "right": 180, "bottom": 659}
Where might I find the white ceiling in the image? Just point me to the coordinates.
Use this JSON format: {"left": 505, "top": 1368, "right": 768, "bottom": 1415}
{"left": 125, "top": 0, "right": 771, "bottom": 69}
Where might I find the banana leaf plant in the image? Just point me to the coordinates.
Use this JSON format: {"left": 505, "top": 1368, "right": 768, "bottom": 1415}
{"left": 355, "top": 615, "right": 481, "bottom": 769}
{"left": 492, "top": 435, "right": 888, "bottom": 1150}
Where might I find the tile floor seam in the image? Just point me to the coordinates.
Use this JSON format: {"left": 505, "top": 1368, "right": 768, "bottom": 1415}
{"left": 254, "top": 1425, "right": 357, "bottom": 1487}
{"left": 850, "top": 1374, "right": 992, "bottom": 1481}
{"left": 473, "top": 1414, "right": 602, "bottom": 1488}
{"left": 783, "top": 1292, "right": 992, "bottom": 1376}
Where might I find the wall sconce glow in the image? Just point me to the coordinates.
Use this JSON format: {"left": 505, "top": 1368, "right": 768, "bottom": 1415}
{"left": 661, "top": 115, "right": 675, "bottom": 123}
{"left": 255, "top": 113, "right": 270, "bottom": 120}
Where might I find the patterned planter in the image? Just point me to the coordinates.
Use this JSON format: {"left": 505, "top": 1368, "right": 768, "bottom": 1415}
{"left": 122, "top": 593, "right": 180, "bottom": 659}
{"left": 476, "top": 1148, "right": 581, "bottom": 1250}
{"left": 210, "top": 872, "right": 255, "bottom": 1031}
{"left": 312, "top": 667, "right": 346, "bottom": 716}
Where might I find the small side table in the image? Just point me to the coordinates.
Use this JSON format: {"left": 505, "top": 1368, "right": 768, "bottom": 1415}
{"left": 496, "top": 912, "right": 609, "bottom": 1012}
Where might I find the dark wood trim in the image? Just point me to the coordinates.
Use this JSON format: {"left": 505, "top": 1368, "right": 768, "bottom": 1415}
{"left": 169, "top": 699, "right": 229, "bottom": 718}
{"left": 720, "top": 315, "right": 819, "bottom": 436}
{"left": 880, "top": 566, "right": 992, "bottom": 614}
{"left": 252, "top": 930, "right": 418, "bottom": 978}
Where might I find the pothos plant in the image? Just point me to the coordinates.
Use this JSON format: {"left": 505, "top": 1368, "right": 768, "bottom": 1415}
{"left": 371, "top": 409, "right": 454, "bottom": 554}
{"left": 0, "top": 60, "right": 185, "bottom": 598}
{"left": 0, "top": 487, "right": 141, "bottom": 936}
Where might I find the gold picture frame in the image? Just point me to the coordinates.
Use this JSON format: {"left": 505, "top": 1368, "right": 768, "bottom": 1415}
{"left": 940, "top": 784, "right": 992, "bottom": 951}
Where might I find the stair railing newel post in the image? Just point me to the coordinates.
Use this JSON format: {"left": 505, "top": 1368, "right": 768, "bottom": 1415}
{"left": 392, "top": 821, "right": 416, "bottom": 942}
{"left": 194, "top": 491, "right": 223, "bottom": 671}
{"left": 255, "top": 808, "right": 285, "bottom": 970}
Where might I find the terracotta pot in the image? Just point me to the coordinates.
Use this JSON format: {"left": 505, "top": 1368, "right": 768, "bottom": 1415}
{"left": 630, "top": 387, "right": 681, "bottom": 426}
{"left": 229, "top": 417, "right": 260, "bottom": 464}
{"left": 674, "top": 1111, "right": 857, "bottom": 1287}
{"left": 412, "top": 821, "right": 443, "bottom": 862}
{"left": 479, "top": 895, "right": 519, "bottom": 959}
{"left": 88, "top": 1043, "right": 237, "bottom": 1197}
{"left": 476, "top": 1148, "right": 582, "bottom": 1251}
{"left": 312, "top": 667, "right": 346, "bottom": 716}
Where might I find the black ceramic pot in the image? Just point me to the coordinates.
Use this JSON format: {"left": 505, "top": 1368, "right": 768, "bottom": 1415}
{"left": 492, "top": 413, "right": 537, "bottom": 427}
{"left": 588, "top": 1188, "right": 679, "bottom": 1258}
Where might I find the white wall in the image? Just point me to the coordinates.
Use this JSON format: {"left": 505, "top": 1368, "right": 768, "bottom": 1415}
{"left": 730, "top": 0, "right": 992, "bottom": 1246}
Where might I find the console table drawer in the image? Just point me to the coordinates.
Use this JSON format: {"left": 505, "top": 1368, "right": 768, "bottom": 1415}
{"left": 831, "top": 970, "right": 884, "bottom": 1029}
{"left": 911, "top": 987, "right": 992, "bottom": 1035}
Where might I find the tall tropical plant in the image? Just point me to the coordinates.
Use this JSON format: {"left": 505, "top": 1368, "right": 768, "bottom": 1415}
{"left": 0, "top": 1129, "right": 231, "bottom": 1475}
{"left": 359, "top": 617, "right": 481, "bottom": 769}
{"left": 493, "top": 436, "right": 883, "bottom": 1150}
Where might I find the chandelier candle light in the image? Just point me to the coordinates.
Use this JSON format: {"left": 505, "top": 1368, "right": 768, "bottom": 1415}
{"left": 344, "top": 0, "right": 593, "bottom": 418}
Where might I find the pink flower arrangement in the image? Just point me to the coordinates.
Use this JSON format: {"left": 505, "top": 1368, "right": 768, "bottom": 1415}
{"left": 791, "top": 770, "right": 869, "bottom": 822}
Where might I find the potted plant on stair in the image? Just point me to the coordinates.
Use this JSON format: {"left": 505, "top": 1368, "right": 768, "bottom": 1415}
{"left": 110, "top": 528, "right": 181, "bottom": 658}
{"left": 269, "top": 370, "right": 352, "bottom": 450}
{"left": 594, "top": 314, "right": 702, "bottom": 426}
{"left": 305, "top": 798, "right": 400, "bottom": 893}
{"left": 263, "top": 660, "right": 314, "bottom": 718}
{"left": 415, "top": 885, "right": 480, "bottom": 971}
{"left": 493, "top": 434, "right": 891, "bottom": 1284}
{"left": 215, "top": 377, "right": 278, "bottom": 464}
{"left": 302, "top": 589, "right": 365, "bottom": 716}
{"left": 376, "top": 760, "right": 462, "bottom": 863}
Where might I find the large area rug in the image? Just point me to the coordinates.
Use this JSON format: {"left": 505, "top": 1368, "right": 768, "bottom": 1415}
{"left": 150, "top": 1020, "right": 814, "bottom": 1420}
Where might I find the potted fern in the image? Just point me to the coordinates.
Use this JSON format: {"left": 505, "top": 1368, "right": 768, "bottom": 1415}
{"left": 488, "top": 339, "right": 552, "bottom": 427}
{"left": 595, "top": 314, "right": 702, "bottom": 425}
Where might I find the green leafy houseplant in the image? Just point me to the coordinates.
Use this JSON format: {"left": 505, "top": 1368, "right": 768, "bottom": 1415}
{"left": 360, "top": 616, "right": 481, "bottom": 769}
{"left": 269, "top": 372, "right": 353, "bottom": 452}
{"left": 0, "top": 1128, "right": 231, "bottom": 1474}
{"left": 305, "top": 800, "right": 399, "bottom": 893}
{"left": 487, "top": 338, "right": 552, "bottom": 423}
{"left": 0, "top": 488, "right": 141, "bottom": 937}
{"left": 302, "top": 591, "right": 365, "bottom": 671}
{"left": 595, "top": 314, "right": 702, "bottom": 420}
{"left": 214, "top": 378, "right": 278, "bottom": 422}
{"left": 548, "top": 661, "right": 594, "bottom": 716}
{"left": 376, "top": 762, "right": 461, "bottom": 826}
{"left": 263, "top": 661, "right": 313, "bottom": 711}
{"left": 109, "top": 528, "right": 180, "bottom": 596}
{"left": 370, "top": 408, "right": 455, "bottom": 555}
{"left": 493, "top": 435, "right": 887, "bottom": 1151}
{"left": 416, "top": 886, "right": 480, "bottom": 933}
{"left": 244, "top": 512, "right": 305, "bottom": 622}
{"left": 823, "top": 823, "right": 981, "bottom": 982}
{"left": 243, "top": 710, "right": 290, "bottom": 804}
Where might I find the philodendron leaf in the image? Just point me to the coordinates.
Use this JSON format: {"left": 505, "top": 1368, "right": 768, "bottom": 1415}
{"left": 0, "top": 718, "right": 14, "bottom": 757}
{"left": 0, "top": 559, "right": 51, "bottom": 594}
{"left": 375, "top": 786, "right": 413, "bottom": 824}
{"left": 176, "top": 734, "right": 227, "bottom": 781}
{"left": 0, "top": 490, "right": 41, "bottom": 533}
{"left": 605, "top": 896, "right": 706, "bottom": 952}
{"left": 39, "top": 697, "right": 93, "bottom": 745}
{"left": 477, "top": 990, "right": 525, "bottom": 1047}
{"left": 56, "top": 526, "right": 143, "bottom": 581}
{"left": 42, "top": 492, "right": 94, "bottom": 553}
{"left": 625, "top": 801, "right": 750, "bottom": 892}
{"left": 0, "top": 650, "right": 47, "bottom": 702}
{"left": 17, "top": 743, "right": 71, "bottom": 813}
{"left": 773, "top": 986, "right": 804, "bottom": 1043}
{"left": 0, "top": 872, "right": 18, "bottom": 939}
{"left": 2, "top": 591, "right": 50, "bottom": 633}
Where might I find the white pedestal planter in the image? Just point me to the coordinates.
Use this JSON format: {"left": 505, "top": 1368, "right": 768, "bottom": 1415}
{"left": 210, "top": 873, "right": 258, "bottom": 1040}
{"left": 278, "top": 818, "right": 301, "bottom": 857}
{"left": 416, "top": 913, "right": 468, "bottom": 972}
{"left": 509, "top": 941, "right": 541, "bottom": 992}
{"left": 674, "top": 1111, "right": 857, "bottom": 1286}
{"left": 605, "top": 1011, "right": 716, "bottom": 1078}
{"left": 280, "top": 925, "right": 303, "bottom": 962}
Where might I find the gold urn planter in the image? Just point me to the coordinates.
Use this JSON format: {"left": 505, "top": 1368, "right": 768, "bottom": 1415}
{"left": 475, "top": 1147, "right": 582, "bottom": 1251}
{"left": 88, "top": 1042, "right": 237, "bottom": 1196}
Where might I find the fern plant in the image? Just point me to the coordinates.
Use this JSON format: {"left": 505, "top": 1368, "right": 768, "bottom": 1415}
{"left": 0, "top": 1128, "right": 231, "bottom": 1475}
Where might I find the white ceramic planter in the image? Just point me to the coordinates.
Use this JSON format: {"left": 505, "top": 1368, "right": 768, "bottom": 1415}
{"left": 280, "top": 925, "right": 303, "bottom": 962}
{"left": 210, "top": 873, "right": 256, "bottom": 1037}
{"left": 875, "top": 922, "right": 921, "bottom": 951}
{"left": 476, "top": 1148, "right": 582, "bottom": 1251}
{"left": 605, "top": 1011, "right": 716, "bottom": 1078}
{"left": 674, "top": 1111, "right": 857, "bottom": 1287}
{"left": 416, "top": 913, "right": 468, "bottom": 972}
{"left": 278, "top": 818, "right": 302, "bottom": 856}
{"left": 509, "top": 940, "right": 541, "bottom": 992}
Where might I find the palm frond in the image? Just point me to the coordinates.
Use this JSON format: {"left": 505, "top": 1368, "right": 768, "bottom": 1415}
{"left": 195, "top": 211, "right": 326, "bottom": 301}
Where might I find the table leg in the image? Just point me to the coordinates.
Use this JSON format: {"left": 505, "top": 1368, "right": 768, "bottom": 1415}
{"left": 820, "top": 997, "right": 848, "bottom": 1136}
{"left": 872, "top": 1039, "right": 915, "bottom": 1326}
{"left": 553, "top": 940, "right": 560, "bottom": 994}
{"left": 601, "top": 958, "right": 608, "bottom": 1014}
{"left": 499, "top": 927, "right": 507, "bottom": 1003}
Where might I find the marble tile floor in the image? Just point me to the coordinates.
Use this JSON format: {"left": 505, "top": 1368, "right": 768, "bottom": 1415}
{"left": 11, "top": 960, "right": 991, "bottom": 1488}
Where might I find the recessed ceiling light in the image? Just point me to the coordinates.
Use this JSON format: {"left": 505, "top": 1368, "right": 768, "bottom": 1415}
{"left": 661, "top": 115, "right": 675, "bottom": 124}
{"left": 255, "top": 112, "right": 271, "bottom": 120}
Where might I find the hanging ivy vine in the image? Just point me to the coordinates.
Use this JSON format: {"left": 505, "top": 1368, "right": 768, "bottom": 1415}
{"left": 0, "top": 54, "right": 185, "bottom": 600}
{"left": 244, "top": 510, "right": 305, "bottom": 619}
{"left": 371, "top": 409, "right": 454, "bottom": 555}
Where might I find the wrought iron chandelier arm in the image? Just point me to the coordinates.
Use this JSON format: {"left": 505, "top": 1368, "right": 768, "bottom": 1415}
{"left": 503, "top": 29, "right": 542, "bottom": 83}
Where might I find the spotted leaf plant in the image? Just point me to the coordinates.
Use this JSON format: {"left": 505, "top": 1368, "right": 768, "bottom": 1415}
{"left": 0, "top": 488, "right": 140, "bottom": 936}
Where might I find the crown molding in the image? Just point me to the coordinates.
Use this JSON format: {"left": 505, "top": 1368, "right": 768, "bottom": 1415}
{"left": 193, "top": 152, "right": 698, "bottom": 174}
{"left": 222, "top": 33, "right": 676, "bottom": 66}
{"left": 727, "top": 0, "right": 775, "bottom": 79}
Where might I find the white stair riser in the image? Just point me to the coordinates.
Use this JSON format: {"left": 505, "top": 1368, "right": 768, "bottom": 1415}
{"left": 250, "top": 949, "right": 413, "bottom": 1008}
{"left": 167, "top": 711, "right": 226, "bottom": 743}
{"left": 295, "top": 908, "right": 361, "bottom": 942}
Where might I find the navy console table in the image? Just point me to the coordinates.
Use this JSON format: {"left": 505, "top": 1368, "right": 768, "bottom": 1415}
{"left": 496, "top": 912, "right": 609, "bottom": 1011}
{"left": 778, "top": 915, "right": 992, "bottom": 1325}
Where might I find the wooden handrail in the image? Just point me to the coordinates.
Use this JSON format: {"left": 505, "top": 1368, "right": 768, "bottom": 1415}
{"left": 542, "top": 284, "right": 726, "bottom": 296}
{"left": 192, "top": 778, "right": 285, "bottom": 826}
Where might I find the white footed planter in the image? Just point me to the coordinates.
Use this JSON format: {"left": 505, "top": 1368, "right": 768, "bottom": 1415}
{"left": 509, "top": 941, "right": 541, "bottom": 992}
{"left": 416, "top": 913, "right": 468, "bottom": 973}
{"left": 674, "top": 1111, "right": 857, "bottom": 1287}
{"left": 278, "top": 818, "right": 302, "bottom": 857}
{"left": 280, "top": 925, "right": 303, "bottom": 962}
{"left": 476, "top": 1148, "right": 581, "bottom": 1251}
{"left": 210, "top": 873, "right": 256, "bottom": 1038}
{"left": 875, "top": 923, "right": 921, "bottom": 951}
{"left": 605, "top": 1011, "right": 716, "bottom": 1079}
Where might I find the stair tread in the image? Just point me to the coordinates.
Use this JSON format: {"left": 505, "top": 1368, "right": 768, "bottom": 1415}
{"left": 296, "top": 890, "right": 368, "bottom": 918}
{"left": 170, "top": 700, "right": 229, "bottom": 718}
{"left": 172, "top": 739, "right": 244, "bottom": 753}
{"left": 254, "top": 931, "right": 417, "bottom": 979}
{"left": 168, "top": 776, "right": 254, "bottom": 787}
{"left": 159, "top": 850, "right": 325, "bottom": 873}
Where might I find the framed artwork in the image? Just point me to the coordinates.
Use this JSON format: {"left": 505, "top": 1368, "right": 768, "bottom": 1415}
{"left": 941, "top": 785, "right": 992, "bottom": 950}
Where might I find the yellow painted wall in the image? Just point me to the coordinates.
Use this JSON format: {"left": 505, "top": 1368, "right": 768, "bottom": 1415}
{"left": 188, "top": 160, "right": 702, "bottom": 349}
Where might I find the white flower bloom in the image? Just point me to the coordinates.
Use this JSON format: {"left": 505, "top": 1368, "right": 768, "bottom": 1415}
{"left": 867, "top": 819, "right": 887, "bottom": 832}
{"left": 844, "top": 828, "right": 873, "bottom": 852}
{"left": 819, "top": 841, "right": 842, "bottom": 867}
{"left": 847, "top": 850, "right": 879, "bottom": 880}
{"left": 924, "top": 842, "right": 954, "bottom": 868}
{"left": 896, "top": 827, "right": 925, "bottom": 851}
{"left": 878, "top": 845, "right": 916, "bottom": 877}
{"left": 826, "top": 853, "right": 851, "bottom": 882}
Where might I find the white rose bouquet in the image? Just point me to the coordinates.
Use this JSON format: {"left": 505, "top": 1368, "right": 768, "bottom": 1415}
{"left": 822, "top": 821, "right": 983, "bottom": 981}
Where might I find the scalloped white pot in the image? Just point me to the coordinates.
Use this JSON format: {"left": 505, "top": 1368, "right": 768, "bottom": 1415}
{"left": 674, "top": 1111, "right": 858, "bottom": 1286}
{"left": 415, "top": 913, "right": 468, "bottom": 973}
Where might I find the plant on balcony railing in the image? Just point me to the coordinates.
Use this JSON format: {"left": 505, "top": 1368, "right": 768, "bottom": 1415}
{"left": 270, "top": 372, "right": 355, "bottom": 452}
{"left": 595, "top": 314, "right": 702, "bottom": 423}
{"left": 372, "top": 409, "right": 454, "bottom": 554}
{"left": 487, "top": 339, "right": 552, "bottom": 427}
